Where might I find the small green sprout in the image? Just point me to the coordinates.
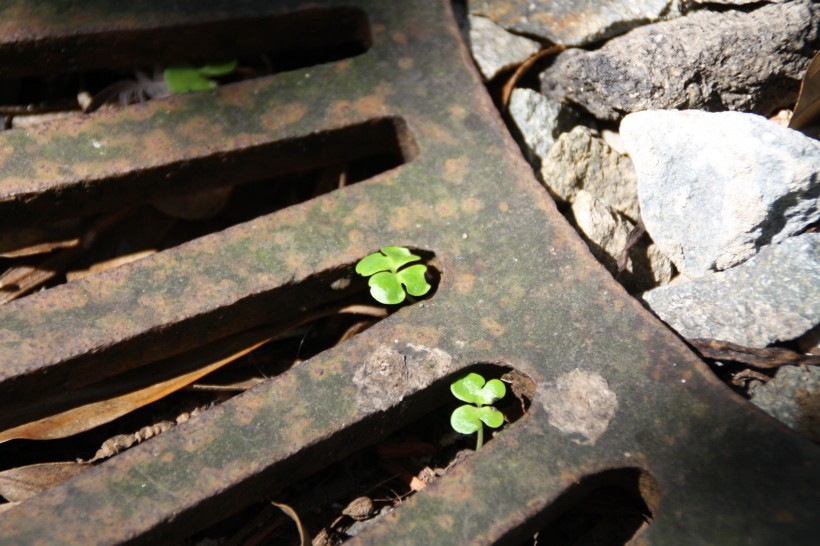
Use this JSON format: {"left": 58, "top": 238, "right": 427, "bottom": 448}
{"left": 355, "top": 246, "right": 431, "bottom": 305}
{"left": 163, "top": 60, "right": 238, "bottom": 94}
{"left": 450, "top": 372, "right": 506, "bottom": 450}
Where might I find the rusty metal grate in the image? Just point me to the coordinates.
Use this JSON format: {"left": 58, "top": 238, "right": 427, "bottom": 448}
{"left": 1, "top": 1, "right": 818, "bottom": 544}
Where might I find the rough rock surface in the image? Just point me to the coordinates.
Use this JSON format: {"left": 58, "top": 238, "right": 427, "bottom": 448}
{"left": 570, "top": 190, "right": 674, "bottom": 292}
{"left": 539, "top": 0, "right": 819, "bottom": 120}
{"left": 467, "top": 15, "right": 540, "bottom": 80}
{"left": 508, "top": 88, "right": 579, "bottom": 168}
{"left": 621, "top": 110, "right": 820, "bottom": 277}
{"left": 471, "top": 0, "right": 680, "bottom": 47}
{"left": 749, "top": 365, "right": 820, "bottom": 443}
{"left": 641, "top": 233, "right": 820, "bottom": 348}
{"left": 542, "top": 126, "right": 640, "bottom": 221}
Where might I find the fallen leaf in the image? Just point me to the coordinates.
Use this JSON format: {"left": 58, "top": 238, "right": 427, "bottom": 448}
{"left": 0, "top": 304, "right": 385, "bottom": 442}
{"left": 0, "top": 462, "right": 90, "bottom": 502}
{"left": 0, "top": 338, "right": 270, "bottom": 443}
{"left": 66, "top": 249, "right": 156, "bottom": 281}
{"left": 271, "top": 501, "right": 311, "bottom": 546}
{"left": 790, "top": 50, "right": 820, "bottom": 130}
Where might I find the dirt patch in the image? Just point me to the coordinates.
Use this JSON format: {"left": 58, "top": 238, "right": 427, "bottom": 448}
{"left": 538, "top": 368, "right": 618, "bottom": 445}
{"left": 353, "top": 343, "right": 453, "bottom": 413}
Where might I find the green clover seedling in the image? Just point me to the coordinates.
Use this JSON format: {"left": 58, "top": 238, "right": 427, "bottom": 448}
{"left": 355, "top": 246, "right": 431, "bottom": 305}
{"left": 450, "top": 372, "right": 506, "bottom": 450}
{"left": 164, "top": 60, "right": 238, "bottom": 94}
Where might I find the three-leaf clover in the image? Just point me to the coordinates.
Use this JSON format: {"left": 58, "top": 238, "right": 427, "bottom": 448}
{"left": 164, "top": 60, "right": 238, "bottom": 94}
{"left": 450, "top": 372, "right": 506, "bottom": 450}
{"left": 355, "top": 246, "right": 431, "bottom": 305}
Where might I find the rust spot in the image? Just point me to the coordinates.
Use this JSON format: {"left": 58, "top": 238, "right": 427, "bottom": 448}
{"left": 498, "top": 201, "right": 509, "bottom": 212}
{"left": 448, "top": 104, "right": 468, "bottom": 121}
{"left": 398, "top": 57, "right": 414, "bottom": 70}
{"left": 481, "top": 317, "right": 506, "bottom": 337}
{"left": 354, "top": 95, "right": 387, "bottom": 117}
{"left": 462, "top": 197, "right": 483, "bottom": 214}
{"left": 454, "top": 272, "right": 475, "bottom": 294}
{"left": 443, "top": 156, "right": 468, "bottom": 183}
{"left": 435, "top": 199, "right": 458, "bottom": 218}
{"left": 406, "top": 326, "right": 444, "bottom": 347}
{"left": 260, "top": 102, "right": 307, "bottom": 130}
{"left": 389, "top": 206, "right": 414, "bottom": 231}
{"left": 219, "top": 83, "right": 258, "bottom": 108}
{"left": 335, "top": 59, "right": 351, "bottom": 72}
{"left": 436, "top": 514, "right": 455, "bottom": 530}
{"left": 417, "top": 119, "right": 457, "bottom": 146}
{"left": 34, "top": 161, "right": 66, "bottom": 179}
{"left": 141, "top": 129, "right": 178, "bottom": 158}
{"left": 372, "top": 23, "right": 386, "bottom": 34}
{"left": 175, "top": 117, "right": 224, "bottom": 144}
{"left": 286, "top": 253, "right": 306, "bottom": 270}
{"left": 392, "top": 31, "right": 408, "bottom": 45}
{"left": 329, "top": 99, "right": 353, "bottom": 118}
{"left": 0, "top": 144, "right": 13, "bottom": 166}
{"left": 347, "top": 229, "right": 364, "bottom": 244}
{"left": 273, "top": 232, "right": 293, "bottom": 246}
{"left": 344, "top": 202, "right": 380, "bottom": 226}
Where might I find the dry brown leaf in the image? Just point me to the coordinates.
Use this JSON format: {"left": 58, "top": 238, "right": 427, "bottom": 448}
{"left": 0, "top": 303, "right": 384, "bottom": 443}
{"left": 0, "top": 339, "right": 270, "bottom": 443}
{"left": 0, "top": 462, "right": 90, "bottom": 502}
{"left": 271, "top": 500, "right": 311, "bottom": 546}
{"left": 0, "top": 210, "right": 131, "bottom": 305}
{"left": 790, "top": 50, "right": 820, "bottom": 130}
{"left": 0, "top": 237, "right": 80, "bottom": 258}
{"left": 66, "top": 249, "right": 156, "bottom": 281}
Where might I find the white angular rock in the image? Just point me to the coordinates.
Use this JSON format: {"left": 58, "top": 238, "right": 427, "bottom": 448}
{"left": 641, "top": 233, "right": 820, "bottom": 348}
{"left": 508, "top": 88, "right": 578, "bottom": 166}
{"left": 542, "top": 126, "right": 640, "bottom": 221}
{"left": 621, "top": 110, "right": 820, "bottom": 277}
{"left": 468, "top": 15, "right": 540, "bottom": 80}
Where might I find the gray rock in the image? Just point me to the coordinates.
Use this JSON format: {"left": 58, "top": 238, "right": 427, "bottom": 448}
{"left": 692, "top": 0, "right": 783, "bottom": 4}
{"left": 539, "top": 0, "right": 819, "bottom": 120}
{"left": 641, "top": 233, "right": 820, "bottom": 348}
{"left": 749, "top": 365, "right": 820, "bottom": 443}
{"left": 570, "top": 190, "right": 674, "bottom": 292}
{"left": 471, "top": 0, "right": 681, "bottom": 47}
{"left": 542, "top": 126, "right": 640, "bottom": 221}
{"left": 621, "top": 110, "right": 820, "bottom": 276}
{"left": 467, "top": 15, "right": 540, "bottom": 80}
{"left": 508, "top": 88, "right": 578, "bottom": 166}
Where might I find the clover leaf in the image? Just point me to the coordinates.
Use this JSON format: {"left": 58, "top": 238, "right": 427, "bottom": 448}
{"left": 355, "top": 246, "right": 431, "bottom": 305}
{"left": 450, "top": 372, "right": 506, "bottom": 450}
{"left": 451, "top": 373, "right": 506, "bottom": 406}
{"left": 164, "top": 60, "right": 238, "bottom": 94}
{"left": 450, "top": 405, "right": 505, "bottom": 434}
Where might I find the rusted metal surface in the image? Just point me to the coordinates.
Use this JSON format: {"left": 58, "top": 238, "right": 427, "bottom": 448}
{"left": 0, "top": 1, "right": 818, "bottom": 545}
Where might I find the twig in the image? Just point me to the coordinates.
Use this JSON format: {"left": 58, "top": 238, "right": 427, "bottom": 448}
{"left": 501, "top": 44, "right": 565, "bottom": 110}
{"left": 689, "top": 338, "right": 820, "bottom": 369}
